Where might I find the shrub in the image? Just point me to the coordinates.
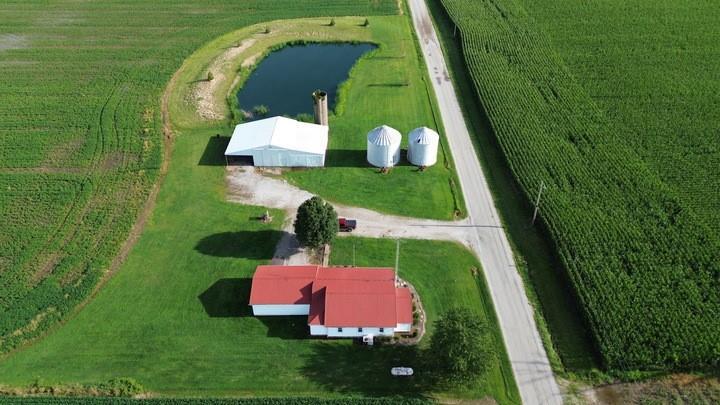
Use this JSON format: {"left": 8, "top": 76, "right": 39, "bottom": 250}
{"left": 295, "top": 113, "right": 314, "bottom": 123}
{"left": 252, "top": 105, "right": 269, "bottom": 116}
{"left": 206, "top": 71, "right": 214, "bottom": 81}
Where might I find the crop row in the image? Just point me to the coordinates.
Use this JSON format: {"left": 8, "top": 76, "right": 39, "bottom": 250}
{"left": 0, "top": 398, "right": 431, "bottom": 405}
{"left": 440, "top": 0, "right": 720, "bottom": 369}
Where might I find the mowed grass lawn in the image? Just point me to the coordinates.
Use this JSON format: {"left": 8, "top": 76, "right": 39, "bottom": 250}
{"left": 0, "top": 15, "right": 516, "bottom": 402}
{"left": 277, "top": 18, "right": 465, "bottom": 220}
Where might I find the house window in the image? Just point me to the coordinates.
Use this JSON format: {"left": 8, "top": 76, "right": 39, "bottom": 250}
{"left": 338, "top": 327, "right": 343, "bottom": 332}
{"left": 379, "top": 327, "right": 385, "bottom": 333}
{"left": 358, "top": 327, "right": 363, "bottom": 333}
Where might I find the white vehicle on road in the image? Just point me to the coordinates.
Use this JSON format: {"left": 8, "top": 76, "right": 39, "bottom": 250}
{"left": 391, "top": 367, "right": 414, "bottom": 376}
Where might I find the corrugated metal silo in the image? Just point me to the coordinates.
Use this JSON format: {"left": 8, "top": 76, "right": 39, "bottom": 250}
{"left": 407, "top": 127, "right": 439, "bottom": 167}
{"left": 367, "top": 125, "right": 401, "bottom": 168}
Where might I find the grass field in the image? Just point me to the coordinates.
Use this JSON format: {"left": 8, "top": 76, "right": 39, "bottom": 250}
{"left": 0, "top": 0, "right": 399, "bottom": 354}
{"left": 437, "top": 0, "right": 720, "bottom": 371}
{"left": 0, "top": 11, "right": 516, "bottom": 401}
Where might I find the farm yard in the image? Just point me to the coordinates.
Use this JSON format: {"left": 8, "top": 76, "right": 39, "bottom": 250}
{"left": 2, "top": 0, "right": 720, "bottom": 402}
{"left": 0, "top": 125, "right": 517, "bottom": 400}
{"left": 437, "top": 0, "right": 720, "bottom": 372}
{"left": 0, "top": 0, "right": 398, "bottom": 355}
{"left": 0, "top": 6, "right": 517, "bottom": 403}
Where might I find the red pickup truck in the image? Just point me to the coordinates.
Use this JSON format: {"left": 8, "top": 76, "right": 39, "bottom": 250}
{"left": 338, "top": 218, "right": 357, "bottom": 232}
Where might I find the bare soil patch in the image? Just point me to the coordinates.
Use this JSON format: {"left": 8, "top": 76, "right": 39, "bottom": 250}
{"left": 191, "top": 39, "right": 256, "bottom": 120}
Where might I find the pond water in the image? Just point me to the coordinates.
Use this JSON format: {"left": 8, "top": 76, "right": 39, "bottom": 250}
{"left": 237, "top": 43, "right": 376, "bottom": 119}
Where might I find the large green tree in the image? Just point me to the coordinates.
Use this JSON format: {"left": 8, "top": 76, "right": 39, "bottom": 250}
{"left": 293, "top": 196, "right": 338, "bottom": 248}
{"left": 429, "top": 308, "right": 494, "bottom": 385}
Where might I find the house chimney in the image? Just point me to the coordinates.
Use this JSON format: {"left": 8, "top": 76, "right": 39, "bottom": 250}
{"left": 312, "top": 90, "right": 328, "bottom": 126}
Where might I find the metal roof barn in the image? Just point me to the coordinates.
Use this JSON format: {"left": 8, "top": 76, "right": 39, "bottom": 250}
{"left": 224, "top": 116, "right": 328, "bottom": 167}
{"left": 407, "top": 126, "right": 439, "bottom": 167}
{"left": 366, "top": 125, "right": 401, "bottom": 168}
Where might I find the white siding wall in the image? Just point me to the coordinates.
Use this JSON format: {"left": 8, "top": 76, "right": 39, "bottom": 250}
{"left": 396, "top": 323, "right": 412, "bottom": 333}
{"left": 309, "top": 325, "right": 328, "bottom": 336}
{"left": 251, "top": 304, "right": 309, "bottom": 316}
{"left": 325, "top": 326, "right": 395, "bottom": 338}
{"left": 251, "top": 148, "right": 324, "bottom": 167}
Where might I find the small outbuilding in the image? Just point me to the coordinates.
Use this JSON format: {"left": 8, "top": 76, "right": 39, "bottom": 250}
{"left": 224, "top": 116, "right": 328, "bottom": 167}
{"left": 367, "top": 125, "right": 401, "bottom": 168}
{"left": 407, "top": 127, "right": 439, "bottom": 167}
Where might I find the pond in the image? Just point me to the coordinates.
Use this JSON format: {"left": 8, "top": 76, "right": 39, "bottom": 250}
{"left": 237, "top": 43, "right": 376, "bottom": 119}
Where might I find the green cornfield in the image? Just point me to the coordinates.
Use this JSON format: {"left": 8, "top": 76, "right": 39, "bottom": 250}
{"left": 439, "top": 0, "right": 720, "bottom": 369}
{"left": 0, "top": 0, "right": 397, "bottom": 353}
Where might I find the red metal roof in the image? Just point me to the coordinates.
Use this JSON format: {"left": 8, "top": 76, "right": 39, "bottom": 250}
{"left": 248, "top": 265, "right": 318, "bottom": 305}
{"left": 395, "top": 287, "right": 413, "bottom": 324}
{"left": 250, "top": 265, "right": 413, "bottom": 329}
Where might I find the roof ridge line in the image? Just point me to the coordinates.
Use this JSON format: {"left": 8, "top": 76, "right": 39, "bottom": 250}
{"left": 268, "top": 116, "right": 281, "bottom": 146}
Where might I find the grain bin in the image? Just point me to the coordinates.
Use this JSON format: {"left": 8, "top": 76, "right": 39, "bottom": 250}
{"left": 367, "top": 125, "right": 401, "bottom": 168}
{"left": 407, "top": 127, "right": 439, "bottom": 167}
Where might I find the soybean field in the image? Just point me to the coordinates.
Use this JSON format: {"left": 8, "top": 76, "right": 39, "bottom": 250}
{"left": 0, "top": 0, "right": 397, "bottom": 353}
{"left": 439, "top": 0, "right": 720, "bottom": 370}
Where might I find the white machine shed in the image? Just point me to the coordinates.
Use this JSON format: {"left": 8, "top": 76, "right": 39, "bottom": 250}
{"left": 225, "top": 116, "right": 328, "bottom": 167}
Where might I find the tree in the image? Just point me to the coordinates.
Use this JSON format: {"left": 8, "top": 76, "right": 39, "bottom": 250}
{"left": 294, "top": 196, "right": 338, "bottom": 248}
{"left": 362, "top": 18, "right": 370, "bottom": 27}
{"left": 428, "top": 308, "right": 494, "bottom": 385}
{"left": 329, "top": 18, "right": 336, "bottom": 27}
{"left": 206, "top": 71, "right": 214, "bottom": 81}
{"left": 252, "top": 104, "right": 269, "bottom": 116}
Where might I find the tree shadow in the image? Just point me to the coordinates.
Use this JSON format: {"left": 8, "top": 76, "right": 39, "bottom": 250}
{"left": 198, "top": 135, "right": 230, "bottom": 166}
{"left": 195, "top": 230, "right": 282, "bottom": 259}
{"left": 198, "top": 278, "right": 252, "bottom": 317}
{"left": 271, "top": 231, "right": 302, "bottom": 263}
{"left": 300, "top": 341, "right": 433, "bottom": 397}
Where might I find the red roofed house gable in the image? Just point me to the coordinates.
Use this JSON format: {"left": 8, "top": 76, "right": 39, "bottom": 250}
{"left": 249, "top": 265, "right": 318, "bottom": 316}
{"left": 249, "top": 265, "right": 413, "bottom": 337}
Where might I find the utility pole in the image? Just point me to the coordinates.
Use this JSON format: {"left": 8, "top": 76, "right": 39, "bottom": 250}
{"left": 531, "top": 180, "right": 546, "bottom": 225}
{"left": 394, "top": 239, "right": 400, "bottom": 285}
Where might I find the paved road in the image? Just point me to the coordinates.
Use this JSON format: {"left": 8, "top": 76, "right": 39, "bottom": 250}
{"left": 406, "top": 1, "right": 563, "bottom": 403}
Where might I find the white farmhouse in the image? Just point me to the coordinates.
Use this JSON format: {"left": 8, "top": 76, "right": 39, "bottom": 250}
{"left": 249, "top": 265, "right": 413, "bottom": 338}
{"left": 224, "top": 116, "right": 328, "bottom": 167}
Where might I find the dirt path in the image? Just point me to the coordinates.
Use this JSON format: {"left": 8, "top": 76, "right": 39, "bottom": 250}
{"left": 192, "top": 39, "right": 256, "bottom": 120}
{"left": 226, "top": 166, "right": 474, "bottom": 264}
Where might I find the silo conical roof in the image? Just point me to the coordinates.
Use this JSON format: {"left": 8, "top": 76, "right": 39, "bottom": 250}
{"left": 408, "top": 127, "right": 439, "bottom": 144}
{"left": 367, "top": 125, "right": 401, "bottom": 145}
